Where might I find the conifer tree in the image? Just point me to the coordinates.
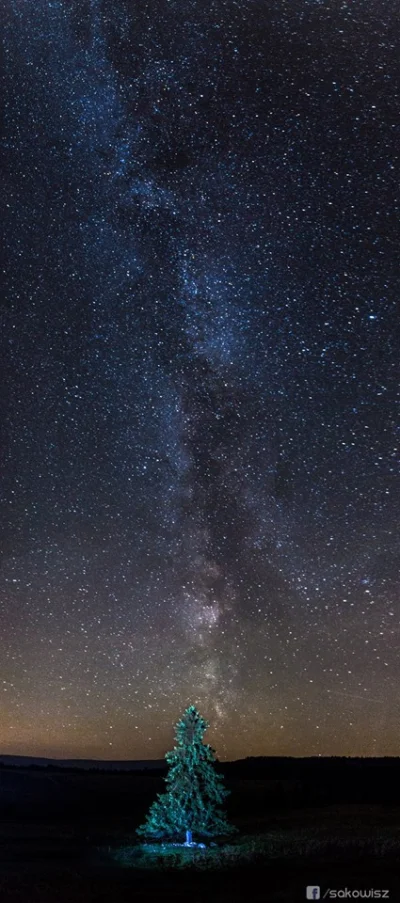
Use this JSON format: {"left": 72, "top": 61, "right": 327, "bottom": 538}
{"left": 136, "top": 705, "right": 236, "bottom": 842}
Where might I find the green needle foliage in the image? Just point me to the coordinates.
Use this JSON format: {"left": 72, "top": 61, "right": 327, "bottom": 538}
{"left": 137, "top": 705, "right": 236, "bottom": 842}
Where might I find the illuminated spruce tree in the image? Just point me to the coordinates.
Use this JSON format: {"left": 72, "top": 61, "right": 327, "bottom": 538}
{"left": 136, "top": 705, "right": 235, "bottom": 842}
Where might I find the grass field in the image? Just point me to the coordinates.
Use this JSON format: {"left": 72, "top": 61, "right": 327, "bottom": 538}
{"left": 0, "top": 805, "right": 399, "bottom": 901}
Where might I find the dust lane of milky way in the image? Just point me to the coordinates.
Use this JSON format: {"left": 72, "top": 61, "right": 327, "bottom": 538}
{"left": 1, "top": 0, "right": 399, "bottom": 759}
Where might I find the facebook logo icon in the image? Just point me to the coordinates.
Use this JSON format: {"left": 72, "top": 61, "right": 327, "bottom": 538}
{"left": 306, "top": 889, "right": 320, "bottom": 900}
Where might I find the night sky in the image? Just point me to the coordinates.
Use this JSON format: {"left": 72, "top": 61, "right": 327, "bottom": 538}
{"left": 1, "top": 0, "right": 399, "bottom": 761}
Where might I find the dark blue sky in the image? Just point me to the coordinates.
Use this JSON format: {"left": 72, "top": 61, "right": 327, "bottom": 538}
{"left": 1, "top": 0, "right": 399, "bottom": 759}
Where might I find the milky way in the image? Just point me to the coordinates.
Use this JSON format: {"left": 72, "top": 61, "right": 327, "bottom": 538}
{"left": 1, "top": 0, "right": 399, "bottom": 759}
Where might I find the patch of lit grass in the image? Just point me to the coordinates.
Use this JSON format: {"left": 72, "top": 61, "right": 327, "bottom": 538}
{"left": 103, "top": 828, "right": 400, "bottom": 870}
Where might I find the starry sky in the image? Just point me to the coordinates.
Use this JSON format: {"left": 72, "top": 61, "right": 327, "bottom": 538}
{"left": 1, "top": 0, "right": 399, "bottom": 761}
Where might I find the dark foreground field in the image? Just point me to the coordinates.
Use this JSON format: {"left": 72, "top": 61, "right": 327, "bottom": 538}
{"left": 1, "top": 806, "right": 400, "bottom": 902}
{"left": 0, "top": 857, "right": 399, "bottom": 903}
{"left": 1, "top": 762, "right": 400, "bottom": 901}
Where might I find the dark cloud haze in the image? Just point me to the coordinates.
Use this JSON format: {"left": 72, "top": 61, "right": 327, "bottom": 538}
{"left": 1, "top": 0, "right": 399, "bottom": 760}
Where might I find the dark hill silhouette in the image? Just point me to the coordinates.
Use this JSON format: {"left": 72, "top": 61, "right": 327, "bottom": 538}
{"left": 0, "top": 755, "right": 165, "bottom": 772}
{"left": 1, "top": 755, "right": 400, "bottom": 820}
